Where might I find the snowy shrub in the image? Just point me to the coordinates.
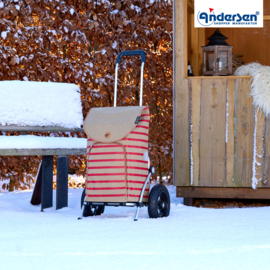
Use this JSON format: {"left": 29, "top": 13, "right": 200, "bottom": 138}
{"left": 0, "top": 0, "right": 173, "bottom": 190}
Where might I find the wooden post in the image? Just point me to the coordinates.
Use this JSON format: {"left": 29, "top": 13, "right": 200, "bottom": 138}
{"left": 183, "top": 197, "right": 195, "bottom": 206}
{"left": 190, "top": 13, "right": 198, "bottom": 76}
{"left": 198, "top": 28, "right": 205, "bottom": 76}
{"left": 41, "top": 155, "right": 53, "bottom": 211}
{"left": 56, "top": 156, "right": 69, "bottom": 210}
{"left": 173, "top": 0, "right": 190, "bottom": 186}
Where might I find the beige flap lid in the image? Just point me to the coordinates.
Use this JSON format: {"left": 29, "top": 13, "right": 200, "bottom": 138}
{"left": 84, "top": 106, "right": 146, "bottom": 143}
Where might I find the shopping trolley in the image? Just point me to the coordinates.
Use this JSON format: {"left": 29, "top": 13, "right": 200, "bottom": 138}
{"left": 79, "top": 50, "right": 170, "bottom": 221}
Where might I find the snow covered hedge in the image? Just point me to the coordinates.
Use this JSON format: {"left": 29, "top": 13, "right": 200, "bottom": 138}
{"left": 0, "top": 0, "right": 173, "bottom": 190}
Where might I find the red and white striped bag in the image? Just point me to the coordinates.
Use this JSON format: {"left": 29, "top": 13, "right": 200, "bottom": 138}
{"left": 83, "top": 106, "right": 150, "bottom": 203}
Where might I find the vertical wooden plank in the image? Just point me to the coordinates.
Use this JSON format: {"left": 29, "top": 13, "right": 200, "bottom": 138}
{"left": 187, "top": 11, "right": 192, "bottom": 64}
{"left": 226, "top": 79, "right": 236, "bottom": 187}
{"left": 190, "top": 13, "right": 198, "bottom": 76}
{"left": 173, "top": 0, "right": 190, "bottom": 186}
{"left": 187, "top": 0, "right": 194, "bottom": 12}
{"left": 174, "top": 0, "right": 188, "bottom": 75}
{"left": 56, "top": 156, "right": 69, "bottom": 210}
{"left": 174, "top": 78, "right": 190, "bottom": 186}
{"left": 41, "top": 155, "right": 53, "bottom": 211}
{"left": 263, "top": 118, "right": 270, "bottom": 187}
{"left": 198, "top": 28, "right": 205, "bottom": 76}
{"left": 235, "top": 79, "right": 254, "bottom": 187}
{"left": 200, "top": 79, "right": 226, "bottom": 187}
{"left": 253, "top": 109, "right": 264, "bottom": 188}
{"left": 190, "top": 78, "right": 201, "bottom": 186}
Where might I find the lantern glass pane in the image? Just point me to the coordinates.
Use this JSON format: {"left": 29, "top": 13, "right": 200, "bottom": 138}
{"left": 205, "top": 51, "right": 215, "bottom": 71}
{"left": 218, "top": 51, "right": 229, "bottom": 72}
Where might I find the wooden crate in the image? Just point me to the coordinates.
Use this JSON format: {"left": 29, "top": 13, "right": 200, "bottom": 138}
{"left": 173, "top": 0, "right": 270, "bottom": 202}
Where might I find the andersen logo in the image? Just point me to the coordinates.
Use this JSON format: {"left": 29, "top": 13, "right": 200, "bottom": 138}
{"left": 197, "top": 8, "right": 260, "bottom": 27}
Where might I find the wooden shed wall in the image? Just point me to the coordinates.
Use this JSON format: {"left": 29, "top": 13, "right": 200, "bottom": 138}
{"left": 176, "top": 76, "right": 270, "bottom": 189}
{"left": 181, "top": 77, "right": 270, "bottom": 189}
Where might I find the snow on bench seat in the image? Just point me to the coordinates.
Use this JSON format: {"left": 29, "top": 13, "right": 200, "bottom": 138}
{"left": 0, "top": 135, "right": 87, "bottom": 156}
{"left": 0, "top": 135, "right": 87, "bottom": 149}
{"left": 0, "top": 81, "right": 83, "bottom": 129}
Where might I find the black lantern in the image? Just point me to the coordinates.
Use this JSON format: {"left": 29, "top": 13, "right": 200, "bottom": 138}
{"left": 201, "top": 29, "right": 233, "bottom": 76}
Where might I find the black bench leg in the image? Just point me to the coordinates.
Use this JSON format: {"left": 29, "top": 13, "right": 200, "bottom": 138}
{"left": 56, "top": 156, "right": 69, "bottom": 210}
{"left": 31, "top": 161, "right": 42, "bottom": 205}
{"left": 41, "top": 156, "right": 53, "bottom": 211}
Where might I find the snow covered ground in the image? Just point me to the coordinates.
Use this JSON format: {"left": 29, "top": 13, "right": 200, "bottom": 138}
{"left": 1, "top": 186, "right": 270, "bottom": 270}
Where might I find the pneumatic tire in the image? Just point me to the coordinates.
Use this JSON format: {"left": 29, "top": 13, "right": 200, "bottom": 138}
{"left": 81, "top": 189, "right": 105, "bottom": 217}
{"left": 148, "top": 184, "right": 170, "bottom": 218}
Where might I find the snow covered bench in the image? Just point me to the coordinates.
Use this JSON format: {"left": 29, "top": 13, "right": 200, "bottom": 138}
{"left": 0, "top": 81, "right": 87, "bottom": 210}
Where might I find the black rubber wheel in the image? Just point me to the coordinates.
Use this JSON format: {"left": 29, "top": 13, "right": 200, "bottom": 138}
{"left": 81, "top": 189, "right": 105, "bottom": 217}
{"left": 148, "top": 184, "right": 170, "bottom": 218}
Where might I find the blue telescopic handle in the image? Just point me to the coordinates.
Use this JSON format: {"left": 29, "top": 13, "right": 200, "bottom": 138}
{"left": 116, "top": 50, "right": 146, "bottom": 64}
{"left": 114, "top": 50, "right": 146, "bottom": 107}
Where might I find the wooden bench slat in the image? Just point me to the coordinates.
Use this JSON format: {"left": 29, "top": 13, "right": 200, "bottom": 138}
{"left": 0, "top": 125, "right": 84, "bottom": 132}
{"left": 0, "top": 148, "right": 87, "bottom": 156}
